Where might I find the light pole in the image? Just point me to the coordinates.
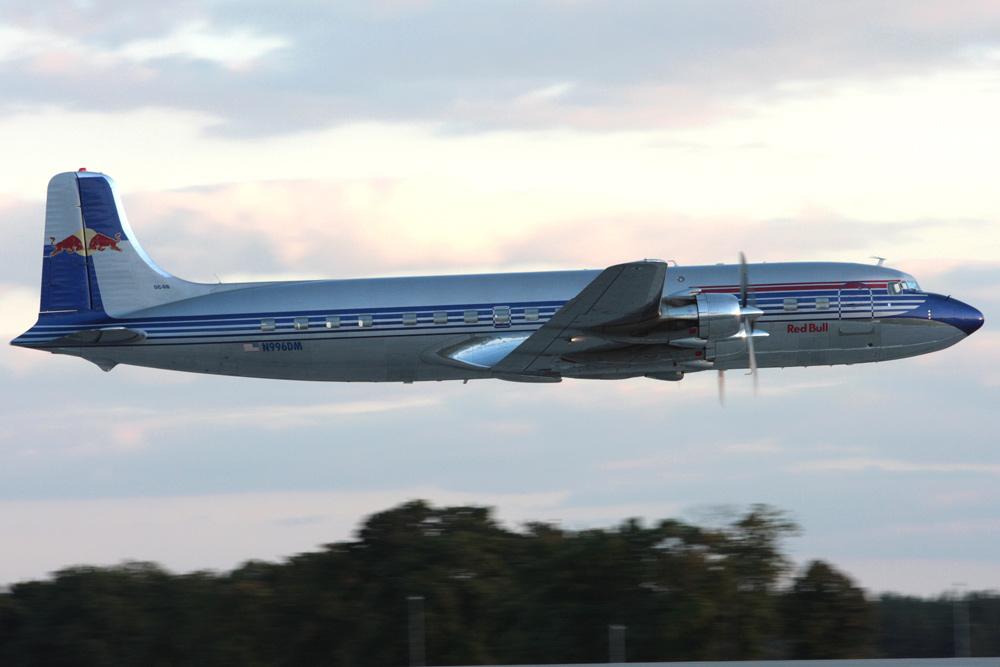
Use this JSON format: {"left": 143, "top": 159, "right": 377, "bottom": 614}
{"left": 608, "top": 624, "right": 626, "bottom": 663}
{"left": 408, "top": 595, "right": 426, "bottom": 667}
{"left": 953, "top": 582, "right": 970, "bottom": 658}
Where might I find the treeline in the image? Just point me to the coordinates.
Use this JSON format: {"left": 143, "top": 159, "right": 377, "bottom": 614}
{"left": 0, "top": 501, "right": 997, "bottom": 666}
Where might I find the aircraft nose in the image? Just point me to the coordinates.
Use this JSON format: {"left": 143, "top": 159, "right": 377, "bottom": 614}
{"left": 928, "top": 294, "right": 984, "bottom": 336}
{"left": 965, "top": 304, "right": 986, "bottom": 335}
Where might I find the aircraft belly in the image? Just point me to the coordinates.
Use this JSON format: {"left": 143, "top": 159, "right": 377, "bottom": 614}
{"left": 796, "top": 331, "right": 830, "bottom": 366}
{"left": 308, "top": 337, "right": 387, "bottom": 381}
{"left": 79, "top": 344, "right": 224, "bottom": 376}
{"left": 71, "top": 335, "right": 484, "bottom": 382}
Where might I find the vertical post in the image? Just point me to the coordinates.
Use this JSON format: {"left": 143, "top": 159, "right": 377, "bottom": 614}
{"left": 408, "top": 596, "right": 426, "bottom": 667}
{"left": 608, "top": 624, "right": 626, "bottom": 663}
{"left": 953, "top": 583, "right": 971, "bottom": 658}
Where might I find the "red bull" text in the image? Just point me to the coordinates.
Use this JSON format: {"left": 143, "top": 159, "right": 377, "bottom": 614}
{"left": 787, "top": 322, "right": 829, "bottom": 334}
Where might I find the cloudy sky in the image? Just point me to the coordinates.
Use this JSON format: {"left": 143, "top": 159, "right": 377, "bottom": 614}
{"left": 1, "top": 0, "right": 998, "bottom": 596}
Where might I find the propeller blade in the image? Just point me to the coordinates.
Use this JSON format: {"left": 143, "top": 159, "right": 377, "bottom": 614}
{"left": 739, "top": 250, "right": 759, "bottom": 395}
{"left": 746, "top": 327, "right": 759, "bottom": 396}
{"left": 738, "top": 251, "right": 749, "bottom": 308}
{"left": 718, "top": 370, "right": 726, "bottom": 407}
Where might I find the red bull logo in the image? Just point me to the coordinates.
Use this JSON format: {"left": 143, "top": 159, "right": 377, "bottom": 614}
{"left": 787, "top": 322, "right": 829, "bottom": 334}
{"left": 88, "top": 232, "right": 122, "bottom": 253}
{"left": 48, "top": 228, "right": 124, "bottom": 257}
{"left": 49, "top": 234, "right": 84, "bottom": 256}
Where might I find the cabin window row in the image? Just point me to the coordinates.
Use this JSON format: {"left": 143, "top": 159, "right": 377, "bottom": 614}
{"left": 260, "top": 307, "right": 541, "bottom": 331}
{"left": 782, "top": 297, "right": 831, "bottom": 312}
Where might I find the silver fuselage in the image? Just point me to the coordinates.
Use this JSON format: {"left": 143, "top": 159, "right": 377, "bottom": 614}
{"left": 16, "top": 261, "right": 981, "bottom": 382}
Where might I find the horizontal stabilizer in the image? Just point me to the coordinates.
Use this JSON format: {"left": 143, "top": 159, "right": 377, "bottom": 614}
{"left": 47, "top": 327, "right": 147, "bottom": 346}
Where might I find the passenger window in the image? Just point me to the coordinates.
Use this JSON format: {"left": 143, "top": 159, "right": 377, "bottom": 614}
{"left": 294, "top": 317, "right": 309, "bottom": 330}
{"left": 464, "top": 310, "right": 479, "bottom": 324}
{"left": 359, "top": 314, "right": 373, "bottom": 328}
{"left": 524, "top": 307, "right": 540, "bottom": 322}
{"left": 816, "top": 297, "right": 830, "bottom": 310}
{"left": 433, "top": 311, "right": 448, "bottom": 324}
{"left": 783, "top": 298, "right": 798, "bottom": 312}
{"left": 261, "top": 318, "right": 276, "bottom": 332}
{"left": 326, "top": 316, "right": 340, "bottom": 329}
{"left": 494, "top": 307, "right": 511, "bottom": 326}
{"left": 402, "top": 313, "right": 418, "bottom": 326}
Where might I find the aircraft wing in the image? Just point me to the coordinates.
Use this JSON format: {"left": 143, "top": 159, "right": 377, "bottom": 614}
{"left": 492, "top": 260, "right": 667, "bottom": 376}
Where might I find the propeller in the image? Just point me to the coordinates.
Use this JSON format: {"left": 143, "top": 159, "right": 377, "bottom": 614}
{"left": 739, "top": 251, "right": 760, "bottom": 393}
{"left": 718, "top": 252, "right": 763, "bottom": 404}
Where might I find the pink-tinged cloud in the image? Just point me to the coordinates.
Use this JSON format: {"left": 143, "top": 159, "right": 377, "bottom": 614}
{"left": 451, "top": 82, "right": 741, "bottom": 132}
{"left": 787, "top": 457, "right": 1000, "bottom": 475}
{"left": 491, "top": 211, "right": 948, "bottom": 268}
{"left": 902, "top": 0, "right": 1000, "bottom": 29}
{"left": 120, "top": 176, "right": 996, "bottom": 283}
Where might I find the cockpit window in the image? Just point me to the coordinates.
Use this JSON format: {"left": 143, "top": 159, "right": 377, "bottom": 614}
{"left": 889, "top": 281, "right": 921, "bottom": 294}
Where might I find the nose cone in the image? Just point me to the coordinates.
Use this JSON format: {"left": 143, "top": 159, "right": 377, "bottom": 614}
{"left": 927, "top": 294, "right": 984, "bottom": 336}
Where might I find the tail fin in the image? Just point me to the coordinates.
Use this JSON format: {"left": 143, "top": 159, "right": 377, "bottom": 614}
{"left": 39, "top": 171, "right": 205, "bottom": 317}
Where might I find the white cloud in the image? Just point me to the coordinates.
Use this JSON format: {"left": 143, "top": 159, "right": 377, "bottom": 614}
{"left": 3, "top": 396, "right": 442, "bottom": 460}
{"left": 0, "top": 284, "right": 52, "bottom": 375}
{"left": 0, "top": 20, "right": 289, "bottom": 71}
{"left": 0, "top": 25, "right": 73, "bottom": 63}
{"left": 787, "top": 458, "right": 1000, "bottom": 475}
{"left": 3, "top": 63, "right": 1000, "bottom": 267}
{"left": 0, "top": 284, "right": 38, "bottom": 338}
{"left": 117, "top": 21, "right": 291, "bottom": 69}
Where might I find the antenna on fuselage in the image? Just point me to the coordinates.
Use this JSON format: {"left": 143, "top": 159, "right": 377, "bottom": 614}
{"left": 870, "top": 256, "right": 886, "bottom": 266}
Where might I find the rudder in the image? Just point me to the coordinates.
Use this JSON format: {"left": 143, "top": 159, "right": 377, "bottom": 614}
{"left": 41, "top": 172, "right": 93, "bottom": 312}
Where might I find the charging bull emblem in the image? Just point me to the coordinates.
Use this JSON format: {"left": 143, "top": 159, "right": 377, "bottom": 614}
{"left": 48, "top": 229, "right": 123, "bottom": 257}
{"left": 49, "top": 234, "right": 84, "bottom": 256}
{"left": 88, "top": 232, "right": 122, "bottom": 253}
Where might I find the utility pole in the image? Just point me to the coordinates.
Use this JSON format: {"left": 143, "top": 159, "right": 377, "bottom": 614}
{"left": 408, "top": 595, "right": 426, "bottom": 667}
{"left": 608, "top": 624, "right": 626, "bottom": 663}
{"left": 953, "top": 582, "right": 971, "bottom": 658}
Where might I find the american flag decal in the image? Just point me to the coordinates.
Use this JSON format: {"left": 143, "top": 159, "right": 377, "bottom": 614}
{"left": 243, "top": 343, "right": 260, "bottom": 352}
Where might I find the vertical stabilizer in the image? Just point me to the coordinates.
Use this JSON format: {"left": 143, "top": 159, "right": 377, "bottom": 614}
{"left": 38, "top": 171, "right": 208, "bottom": 319}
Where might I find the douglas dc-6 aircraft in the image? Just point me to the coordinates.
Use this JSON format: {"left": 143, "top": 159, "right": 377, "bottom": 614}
{"left": 12, "top": 171, "right": 984, "bottom": 387}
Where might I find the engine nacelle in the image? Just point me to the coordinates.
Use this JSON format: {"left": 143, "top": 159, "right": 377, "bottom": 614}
{"left": 661, "top": 293, "right": 743, "bottom": 340}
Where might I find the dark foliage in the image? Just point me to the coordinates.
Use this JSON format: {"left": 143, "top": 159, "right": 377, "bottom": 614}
{"left": 1, "top": 501, "right": 995, "bottom": 665}
{"left": 780, "top": 560, "right": 877, "bottom": 658}
{"left": 877, "top": 591, "right": 1000, "bottom": 658}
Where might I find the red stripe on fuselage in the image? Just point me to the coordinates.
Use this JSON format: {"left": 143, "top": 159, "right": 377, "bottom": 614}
{"left": 700, "top": 281, "right": 889, "bottom": 294}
